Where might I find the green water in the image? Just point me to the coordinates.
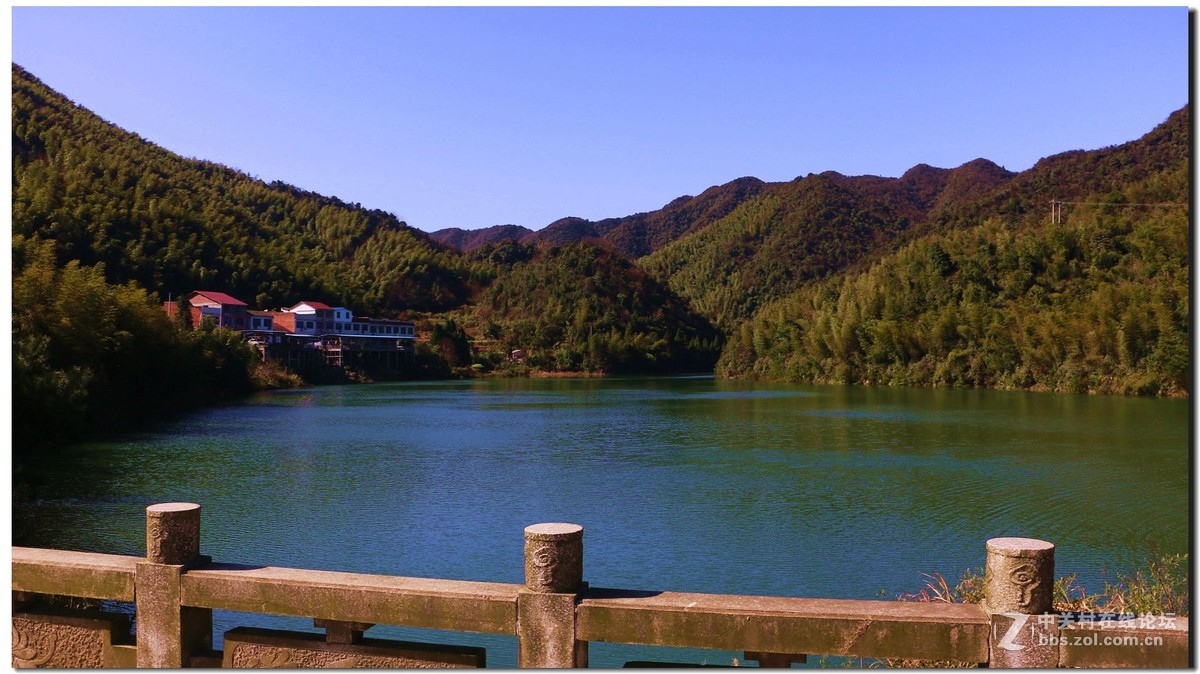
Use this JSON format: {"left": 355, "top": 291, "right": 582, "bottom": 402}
{"left": 14, "top": 376, "right": 1189, "bottom": 666}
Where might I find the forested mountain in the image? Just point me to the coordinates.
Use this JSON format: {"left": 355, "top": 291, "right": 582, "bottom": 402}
{"left": 13, "top": 233, "right": 262, "bottom": 451}
{"left": 640, "top": 168, "right": 964, "bottom": 331}
{"left": 11, "top": 64, "right": 723, "bottom": 383}
{"left": 717, "top": 110, "right": 1189, "bottom": 395}
{"left": 434, "top": 108, "right": 1188, "bottom": 371}
{"left": 12, "top": 64, "right": 482, "bottom": 313}
{"left": 642, "top": 107, "right": 1188, "bottom": 335}
{"left": 430, "top": 176, "right": 766, "bottom": 257}
{"left": 430, "top": 224, "right": 535, "bottom": 252}
{"left": 454, "top": 242, "right": 721, "bottom": 374}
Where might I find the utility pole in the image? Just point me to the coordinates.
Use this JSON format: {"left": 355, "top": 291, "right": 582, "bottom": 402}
{"left": 1049, "top": 200, "right": 1062, "bottom": 225}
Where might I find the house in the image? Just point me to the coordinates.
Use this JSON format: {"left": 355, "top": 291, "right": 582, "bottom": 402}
{"left": 283, "top": 301, "right": 335, "bottom": 335}
{"left": 178, "top": 291, "right": 250, "bottom": 330}
{"left": 283, "top": 301, "right": 415, "bottom": 340}
{"left": 245, "top": 310, "right": 286, "bottom": 345}
{"left": 247, "top": 310, "right": 275, "bottom": 332}
{"left": 165, "top": 291, "right": 415, "bottom": 350}
{"left": 332, "top": 307, "right": 354, "bottom": 333}
{"left": 347, "top": 317, "right": 414, "bottom": 338}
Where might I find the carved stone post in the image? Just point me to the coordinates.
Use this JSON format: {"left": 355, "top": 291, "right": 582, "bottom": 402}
{"left": 983, "top": 537, "right": 1057, "bottom": 667}
{"left": 517, "top": 523, "right": 587, "bottom": 668}
{"left": 135, "top": 503, "right": 212, "bottom": 667}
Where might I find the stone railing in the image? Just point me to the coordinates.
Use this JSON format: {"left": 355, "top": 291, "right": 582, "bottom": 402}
{"left": 11, "top": 503, "right": 1190, "bottom": 668}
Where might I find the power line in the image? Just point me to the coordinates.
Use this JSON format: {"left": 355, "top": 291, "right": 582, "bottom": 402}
{"left": 1048, "top": 199, "right": 1188, "bottom": 224}
{"left": 1056, "top": 201, "right": 1189, "bottom": 207}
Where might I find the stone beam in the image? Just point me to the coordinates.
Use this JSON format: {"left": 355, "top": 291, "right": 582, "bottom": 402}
{"left": 577, "top": 589, "right": 990, "bottom": 663}
{"left": 181, "top": 565, "right": 520, "bottom": 635}
{"left": 1059, "top": 617, "right": 1190, "bottom": 668}
{"left": 11, "top": 548, "right": 137, "bottom": 602}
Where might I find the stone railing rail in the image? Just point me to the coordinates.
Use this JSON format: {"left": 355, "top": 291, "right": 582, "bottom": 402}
{"left": 10, "top": 503, "right": 1190, "bottom": 668}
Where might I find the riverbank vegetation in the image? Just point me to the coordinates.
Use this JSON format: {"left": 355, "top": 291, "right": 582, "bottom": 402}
{"left": 13, "top": 235, "right": 261, "bottom": 454}
{"left": 899, "top": 550, "right": 1189, "bottom": 618}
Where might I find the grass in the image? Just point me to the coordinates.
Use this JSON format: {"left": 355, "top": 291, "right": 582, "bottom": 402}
{"left": 823, "top": 550, "right": 1189, "bottom": 668}
{"left": 250, "top": 360, "right": 305, "bottom": 389}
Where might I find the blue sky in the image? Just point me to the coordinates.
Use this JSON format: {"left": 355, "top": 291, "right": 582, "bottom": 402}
{"left": 11, "top": 7, "right": 1188, "bottom": 232}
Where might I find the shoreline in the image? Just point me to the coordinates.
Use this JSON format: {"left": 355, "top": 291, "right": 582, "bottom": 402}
{"left": 526, "top": 370, "right": 607, "bottom": 378}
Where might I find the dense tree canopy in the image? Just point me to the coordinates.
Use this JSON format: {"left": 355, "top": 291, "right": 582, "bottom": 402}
{"left": 12, "top": 64, "right": 482, "bottom": 314}
{"left": 13, "top": 235, "right": 261, "bottom": 451}
{"left": 717, "top": 165, "right": 1189, "bottom": 396}
{"left": 461, "top": 242, "right": 721, "bottom": 374}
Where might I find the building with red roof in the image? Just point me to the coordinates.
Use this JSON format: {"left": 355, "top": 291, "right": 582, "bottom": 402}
{"left": 178, "top": 290, "right": 250, "bottom": 330}
{"left": 165, "top": 292, "right": 414, "bottom": 349}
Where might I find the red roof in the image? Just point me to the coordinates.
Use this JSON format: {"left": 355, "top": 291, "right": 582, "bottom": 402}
{"left": 189, "top": 291, "right": 248, "bottom": 307}
{"left": 291, "top": 301, "right": 333, "bottom": 311}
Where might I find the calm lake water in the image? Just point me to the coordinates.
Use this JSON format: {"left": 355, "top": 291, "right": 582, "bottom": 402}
{"left": 14, "top": 376, "right": 1189, "bottom": 667}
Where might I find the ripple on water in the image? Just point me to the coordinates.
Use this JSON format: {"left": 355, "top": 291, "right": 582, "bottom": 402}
{"left": 13, "top": 377, "right": 1188, "bottom": 668}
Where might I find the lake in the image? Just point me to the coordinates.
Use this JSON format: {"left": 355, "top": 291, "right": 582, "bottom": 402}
{"left": 13, "top": 376, "right": 1189, "bottom": 667}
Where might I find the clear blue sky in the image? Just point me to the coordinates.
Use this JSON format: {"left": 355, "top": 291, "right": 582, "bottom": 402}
{"left": 12, "top": 7, "right": 1188, "bottom": 232}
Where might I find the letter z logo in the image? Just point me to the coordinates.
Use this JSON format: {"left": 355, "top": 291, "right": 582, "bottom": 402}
{"left": 995, "top": 612, "right": 1029, "bottom": 651}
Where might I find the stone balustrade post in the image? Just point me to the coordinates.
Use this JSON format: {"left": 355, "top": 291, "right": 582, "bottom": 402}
{"left": 982, "top": 537, "right": 1057, "bottom": 667}
{"left": 135, "top": 503, "right": 213, "bottom": 667}
{"left": 517, "top": 523, "right": 587, "bottom": 667}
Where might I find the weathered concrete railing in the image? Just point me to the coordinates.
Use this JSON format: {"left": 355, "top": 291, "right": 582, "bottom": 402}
{"left": 11, "top": 503, "right": 1190, "bottom": 668}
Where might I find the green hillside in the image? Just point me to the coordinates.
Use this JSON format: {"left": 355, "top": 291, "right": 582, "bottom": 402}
{"left": 639, "top": 169, "right": 952, "bottom": 332}
{"left": 717, "top": 147, "right": 1189, "bottom": 395}
{"left": 13, "top": 234, "right": 262, "bottom": 451}
{"left": 12, "top": 64, "right": 481, "bottom": 313}
{"left": 458, "top": 241, "right": 720, "bottom": 374}
{"left": 10, "top": 64, "right": 718, "bottom": 386}
{"left": 640, "top": 108, "right": 1187, "bottom": 340}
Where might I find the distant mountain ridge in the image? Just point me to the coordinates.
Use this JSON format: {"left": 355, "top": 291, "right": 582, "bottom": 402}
{"left": 431, "top": 224, "right": 535, "bottom": 252}
{"left": 641, "top": 106, "right": 1188, "bottom": 331}
{"left": 430, "top": 155, "right": 1027, "bottom": 260}
{"left": 433, "top": 102, "right": 1187, "bottom": 271}
{"left": 431, "top": 176, "right": 767, "bottom": 256}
